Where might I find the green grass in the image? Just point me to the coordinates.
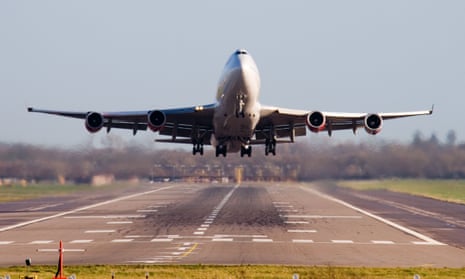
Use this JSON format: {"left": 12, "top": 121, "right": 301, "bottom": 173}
{"left": 0, "top": 265, "right": 464, "bottom": 279}
{"left": 0, "top": 184, "right": 89, "bottom": 202}
{"left": 337, "top": 179, "right": 465, "bottom": 204}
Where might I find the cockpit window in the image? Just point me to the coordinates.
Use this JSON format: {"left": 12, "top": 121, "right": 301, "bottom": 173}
{"left": 235, "top": 49, "right": 248, "bottom": 55}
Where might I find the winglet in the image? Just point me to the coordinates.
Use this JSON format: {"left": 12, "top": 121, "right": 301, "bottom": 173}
{"left": 429, "top": 104, "right": 434, "bottom": 115}
{"left": 27, "top": 107, "right": 33, "bottom": 112}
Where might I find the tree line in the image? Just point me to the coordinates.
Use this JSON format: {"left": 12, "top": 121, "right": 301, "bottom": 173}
{"left": 1, "top": 131, "right": 465, "bottom": 184}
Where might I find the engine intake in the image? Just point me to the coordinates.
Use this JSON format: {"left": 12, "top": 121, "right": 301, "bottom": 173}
{"left": 85, "top": 112, "right": 104, "bottom": 133}
{"left": 364, "top": 114, "right": 383, "bottom": 135}
{"left": 306, "top": 111, "right": 326, "bottom": 133}
{"left": 148, "top": 110, "right": 166, "bottom": 131}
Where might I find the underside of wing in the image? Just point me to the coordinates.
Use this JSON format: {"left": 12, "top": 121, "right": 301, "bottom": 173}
{"left": 28, "top": 104, "right": 217, "bottom": 142}
{"left": 257, "top": 105, "right": 433, "bottom": 139}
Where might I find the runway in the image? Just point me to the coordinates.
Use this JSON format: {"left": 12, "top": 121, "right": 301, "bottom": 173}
{"left": 0, "top": 182, "right": 465, "bottom": 267}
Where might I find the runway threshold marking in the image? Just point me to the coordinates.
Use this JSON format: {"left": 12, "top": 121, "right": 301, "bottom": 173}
{"left": 301, "top": 186, "right": 445, "bottom": 246}
{"left": 0, "top": 185, "right": 176, "bottom": 232}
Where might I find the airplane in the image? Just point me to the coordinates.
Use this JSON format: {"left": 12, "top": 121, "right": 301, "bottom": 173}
{"left": 28, "top": 49, "right": 433, "bottom": 157}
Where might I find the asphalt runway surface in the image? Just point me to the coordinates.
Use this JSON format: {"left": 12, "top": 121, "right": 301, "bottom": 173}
{"left": 1, "top": 182, "right": 465, "bottom": 267}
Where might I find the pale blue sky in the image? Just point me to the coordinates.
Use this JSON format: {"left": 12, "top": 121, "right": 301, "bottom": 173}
{"left": 1, "top": 1, "right": 464, "bottom": 148}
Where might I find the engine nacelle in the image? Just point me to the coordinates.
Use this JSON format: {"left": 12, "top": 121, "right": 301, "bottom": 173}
{"left": 306, "top": 111, "right": 326, "bottom": 133}
{"left": 364, "top": 113, "right": 383, "bottom": 135}
{"left": 85, "top": 112, "right": 104, "bottom": 133}
{"left": 147, "top": 110, "right": 166, "bottom": 132}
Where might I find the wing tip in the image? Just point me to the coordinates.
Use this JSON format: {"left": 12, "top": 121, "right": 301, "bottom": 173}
{"left": 27, "top": 107, "right": 33, "bottom": 112}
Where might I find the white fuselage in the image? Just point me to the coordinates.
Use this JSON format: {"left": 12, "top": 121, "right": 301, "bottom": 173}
{"left": 212, "top": 49, "right": 261, "bottom": 152}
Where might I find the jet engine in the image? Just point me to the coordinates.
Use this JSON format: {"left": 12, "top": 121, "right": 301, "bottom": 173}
{"left": 364, "top": 114, "right": 383, "bottom": 135}
{"left": 306, "top": 111, "right": 326, "bottom": 133}
{"left": 85, "top": 112, "right": 104, "bottom": 133}
{"left": 148, "top": 110, "right": 166, "bottom": 131}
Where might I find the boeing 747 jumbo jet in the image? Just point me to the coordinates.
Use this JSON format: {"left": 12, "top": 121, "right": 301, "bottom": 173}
{"left": 28, "top": 49, "right": 433, "bottom": 157}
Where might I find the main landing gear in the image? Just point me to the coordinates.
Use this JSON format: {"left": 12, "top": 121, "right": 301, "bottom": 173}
{"left": 192, "top": 143, "right": 204, "bottom": 155}
{"left": 215, "top": 145, "right": 227, "bottom": 157}
{"left": 265, "top": 139, "right": 276, "bottom": 156}
{"left": 240, "top": 145, "right": 252, "bottom": 157}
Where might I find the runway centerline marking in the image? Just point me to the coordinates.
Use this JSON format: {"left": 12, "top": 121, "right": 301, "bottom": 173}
{"left": 301, "top": 186, "right": 445, "bottom": 246}
{"left": 0, "top": 185, "right": 176, "bottom": 232}
{"left": 194, "top": 184, "right": 240, "bottom": 235}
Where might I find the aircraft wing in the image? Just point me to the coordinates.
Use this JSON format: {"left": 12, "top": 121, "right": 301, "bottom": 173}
{"left": 28, "top": 103, "right": 217, "bottom": 143}
{"left": 256, "top": 105, "right": 433, "bottom": 140}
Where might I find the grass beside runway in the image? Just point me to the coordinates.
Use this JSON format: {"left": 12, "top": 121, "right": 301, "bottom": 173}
{"left": 0, "top": 184, "right": 89, "bottom": 202}
{"left": 0, "top": 183, "right": 133, "bottom": 202}
{"left": 0, "top": 265, "right": 464, "bottom": 279}
{"left": 337, "top": 179, "right": 465, "bottom": 204}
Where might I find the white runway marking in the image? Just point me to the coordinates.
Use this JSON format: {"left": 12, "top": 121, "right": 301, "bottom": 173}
{"left": 288, "top": 229, "right": 317, "bottom": 233}
{"left": 107, "top": 221, "right": 133, "bottom": 224}
{"left": 26, "top": 203, "right": 63, "bottom": 211}
{"left": 85, "top": 230, "right": 115, "bottom": 233}
{"left": 0, "top": 185, "right": 175, "bottom": 232}
{"left": 151, "top": 238, "right": 173, "bottom": 242}
{"left": 70, "top": 240, "right": 93, "bottom": 244}
{"left": 332, "top": 240, "right": 354, "bottom": 244}
{"left": 283, "top": 215, "right": 362, "bottom": 219}
{"left": 278, "top": 209, "right": 299, "bottom": 212}
{"left": 371, "top": 240, "right": 395, "bottom": 245}
{"left": 126, "top": 235, "right": 154, "bottom": 238}
{"left": 194, "top": 184, "right": 240, "bottom": 236}
{"left": 212, "top": 238, "right": 234, "bottom": 242}
{"left": 412, "top": 241, "right": 442, "bottom": 245}
{"left": 38, "top": 248, "right": 85, "bottom": 252}
{"left": 112, "top": 239, "right": 134, "bottom": 243}
{"left": 30, "top": 240, "right": 53, "bottom": 244}
{"left": 65, "top": 215, "right": 145, "bottom": 219}
{"left": 214, "top": 234, "right": 268, "bottom": 238}
{"left": 301, "top": 186, "right": 446, "bottom": 246}
{"left": 253, "top": 238, "right": 273, "bottom": 242}
{"left": 284, "top": 221, "right": 309, "bottom": 224}
{"left": 137, "top": 209, "right": 158, "bottom": 213}
{"left": 292, "top": 239, "right": 314, "bottom": 243}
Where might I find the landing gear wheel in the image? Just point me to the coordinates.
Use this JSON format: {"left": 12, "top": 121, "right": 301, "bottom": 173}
{"left": 216, "top": 145, "right": 227, "bottom": 157}
{"left": 192, "top": 143, "right": 204, "bottom": 156}
{"left": 265, "top": 140, "right": 276, "bottom": 156}
{"left": 241, "top": 146, "right": 252, "bottom": 157}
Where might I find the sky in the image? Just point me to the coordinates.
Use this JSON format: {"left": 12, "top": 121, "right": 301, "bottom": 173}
{"left": 1, "top": 1, "right": 464, "bottom": 148}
